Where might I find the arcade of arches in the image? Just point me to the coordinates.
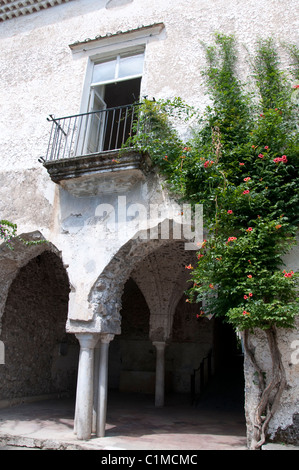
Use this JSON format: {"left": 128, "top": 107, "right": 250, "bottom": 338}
{"left": 0, "top": 238, "right": 245, "bottom": 440}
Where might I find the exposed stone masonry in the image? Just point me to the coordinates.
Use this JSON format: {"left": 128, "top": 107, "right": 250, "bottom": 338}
{"left": 0, "top": 250, "right": 76, "bottom": 401}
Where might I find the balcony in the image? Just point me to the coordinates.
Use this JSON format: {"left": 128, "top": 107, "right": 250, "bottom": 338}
{"left": 42, "top": 103, "right": 151, "bottom": 197}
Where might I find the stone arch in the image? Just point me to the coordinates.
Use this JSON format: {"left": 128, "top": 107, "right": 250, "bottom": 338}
{"left": 130, "top": 241, "right": 197, "bottom": 341}
{"left": 0, "top": 231, "right": 77, "bottom": 403}
{"left": 88, "top": 220, "right": 198, "bottom": 336}
{"left": 0, "top": 231, "right": 68, "bottom": 329}
{"left": 105, "top": 236, "right": 199, "bottom": 396}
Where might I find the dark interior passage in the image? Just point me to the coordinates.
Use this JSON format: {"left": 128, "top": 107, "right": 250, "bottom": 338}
{"left": 195, "top": 317, "right": 245, "bottom": 412}
{"left": 108, "top": 278, "right": 155, "bottom": 393}
{"left": 109, "top": 277, "right": 245, "bottom": 414}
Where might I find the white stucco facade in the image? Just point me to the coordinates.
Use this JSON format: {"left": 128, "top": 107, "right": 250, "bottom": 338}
{"left": 0, "top": 0, "right": 298, "bottom": 448}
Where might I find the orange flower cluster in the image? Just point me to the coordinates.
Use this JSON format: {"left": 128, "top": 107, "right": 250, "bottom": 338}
{"left": 283, "top": 270, "right": 294, "bottom": 278}
{"left": 273, "top": 155, "right": 288, "bottom": 164}
{"left": 185, "top": 264, "right": 193, "bottom": 270}
{"left": 244, "top": 293, "right": 253, "bottom": 300}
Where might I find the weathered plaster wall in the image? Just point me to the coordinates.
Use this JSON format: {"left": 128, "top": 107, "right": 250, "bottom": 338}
{"left": 0, "top": 0, "right": 298, "bottom": 444}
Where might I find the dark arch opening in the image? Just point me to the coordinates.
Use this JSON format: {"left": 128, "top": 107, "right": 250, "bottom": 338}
{"left": 108, "top": 277, "right": 155, "bottom": 394}
{"left": 167, "top": 293, "right": 245, "bottom": 412}
{"left": 168, "top": 293, "right": 211, "bottom": 395}
{"left": 0, "top": 251, "right": 79, "bottom": 402}
{"left": 204, "top": 316, "right": 245, "bottom": 412}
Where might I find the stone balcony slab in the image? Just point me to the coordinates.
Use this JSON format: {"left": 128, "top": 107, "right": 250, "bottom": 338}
{"left": 43, "top": 150, "right": 152, "bottom": 197}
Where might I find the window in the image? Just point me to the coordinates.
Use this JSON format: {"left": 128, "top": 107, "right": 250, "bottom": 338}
{"left": 83, "top": 51, "right": 144, "bottom": 154}
{"left": 44, "top": 25, "right": 164, "bottom": 161}
{"left": 69, "top": 24, "right": 165, "bottom": 155}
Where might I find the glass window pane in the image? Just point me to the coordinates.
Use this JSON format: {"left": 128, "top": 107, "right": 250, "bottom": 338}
{"left": 92, "top": 60, "right": 116, "bottom": 83}
{"left": 118, "top": 54, "right": 144, "bottom": 78}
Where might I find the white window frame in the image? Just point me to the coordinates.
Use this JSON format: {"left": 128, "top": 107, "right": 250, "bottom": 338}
{"left": 77, "top": 50, "right": 144, "bottom": 155}
{"left": 71, "top": 23, "right": 165, "bottom": 114}
{"left": 80, "top": 47, "right": 145, "bottom": 115}
{"left": 83, "top": 88, "right": 107, "bottom": 154}
{"left": 90, "top": 51, "right": 144, "bottom": 89}
{"left": 69, "top": 23, "right": 165, "bottom": 155}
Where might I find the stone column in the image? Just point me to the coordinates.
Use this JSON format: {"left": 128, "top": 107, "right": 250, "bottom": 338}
{"left": 75, "top": 333, "right": 99, "bottom": 440}
{"left": 96, "top": 333, "right": 114, "bottom": 437}
{"left": 92, "top": 339, "right": 101, "bottom": 434}
{"left": 153, "top": 341, "right": 166, "bottom": 407}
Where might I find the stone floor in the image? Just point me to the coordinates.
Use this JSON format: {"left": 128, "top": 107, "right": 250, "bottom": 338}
{"left": 0, "top": 390, "right": 248, "bottom": 451}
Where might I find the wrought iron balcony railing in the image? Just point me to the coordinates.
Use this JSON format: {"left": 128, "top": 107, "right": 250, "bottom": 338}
{"left": 45, "top": 103, "right": 141, "bottom": 162}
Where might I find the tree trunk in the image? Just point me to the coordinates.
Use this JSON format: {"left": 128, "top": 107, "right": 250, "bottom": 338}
{"left": 243, "top": 326, "right": 286, "bottom": 450}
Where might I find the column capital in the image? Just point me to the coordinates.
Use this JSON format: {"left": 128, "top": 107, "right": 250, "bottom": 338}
{"left": 100, "top": 333, "right": 115, "bottom": 344}
{"left": 153, "top": 340, "right": 166, "bottom": 351}
{"left": 75, "top": 333, "right": 100, "bottom": 350}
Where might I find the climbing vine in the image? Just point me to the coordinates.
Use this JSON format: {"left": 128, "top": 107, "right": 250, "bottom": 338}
{"left": 0, "top": 220, "right": 17, "bottom": 249}
{"left": 126, "top": 34, "right": 299, "bottom": 449}
{"left": 0, "top": 219, "right": 47, "bottom": 250}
